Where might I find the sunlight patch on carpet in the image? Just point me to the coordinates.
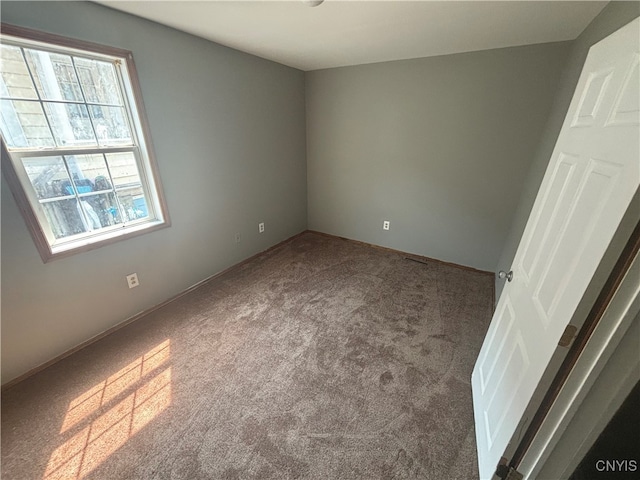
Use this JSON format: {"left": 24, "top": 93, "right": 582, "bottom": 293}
{"left": 43, "top": 340, "right": 172, "bottom": 479}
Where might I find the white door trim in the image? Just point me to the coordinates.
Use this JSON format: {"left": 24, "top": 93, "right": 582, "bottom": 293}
{"left": 520, "top": 246, "right": 640, "bottom": 478}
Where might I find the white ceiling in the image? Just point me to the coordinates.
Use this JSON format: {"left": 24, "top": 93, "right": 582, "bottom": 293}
{"left": 97, "top": 1, "right": 608, "bottom": 71}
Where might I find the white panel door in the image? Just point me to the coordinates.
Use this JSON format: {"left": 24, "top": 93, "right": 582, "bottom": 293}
{"left": 472, "top": 18, "right": 640, "bottom": 480}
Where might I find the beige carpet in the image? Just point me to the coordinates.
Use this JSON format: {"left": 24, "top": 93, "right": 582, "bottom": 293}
{"left": 1, "top": 232, "right": 493, "bottom": 479}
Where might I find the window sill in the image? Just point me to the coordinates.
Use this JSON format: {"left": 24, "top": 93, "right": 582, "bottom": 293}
{"left": 45, "top": 219, "right": 170, "bottom": 262}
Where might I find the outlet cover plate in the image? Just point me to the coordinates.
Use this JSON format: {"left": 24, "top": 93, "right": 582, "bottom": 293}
{"left": 126, "top": 273, "right": 139, "bottom": 289}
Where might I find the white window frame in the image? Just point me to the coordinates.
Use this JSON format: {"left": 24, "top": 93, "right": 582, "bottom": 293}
{"left": 1, "top": 24, "right": 170, "bottom": 262}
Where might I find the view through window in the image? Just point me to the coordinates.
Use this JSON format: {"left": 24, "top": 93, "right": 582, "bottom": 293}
{"left": 0, "top": 25, "right": 169, "bottom": 261}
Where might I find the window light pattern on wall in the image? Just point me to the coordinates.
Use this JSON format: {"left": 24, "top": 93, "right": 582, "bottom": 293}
{"left": 0, "top": 24, "right": 169, "bottom": 261}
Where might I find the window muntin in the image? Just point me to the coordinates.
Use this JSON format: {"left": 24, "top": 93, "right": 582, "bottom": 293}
{"left": 0, "top": 26, "right": 168, "bottom": 261}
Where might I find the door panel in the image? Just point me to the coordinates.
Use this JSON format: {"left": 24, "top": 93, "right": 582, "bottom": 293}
{"left": 472, "top": 18, "right": 640, "bottom": 480}
{"left": 520, "top": 154, "right": 579, "bottom": 281}
{"left": 534, "top": 158, "right": 622, "bottom": 320}
{"left": 606, "top": 53, "right": 638, "bottom": 126}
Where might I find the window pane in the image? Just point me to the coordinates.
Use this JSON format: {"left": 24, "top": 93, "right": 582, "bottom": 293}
{"left": 105, "top": 152, "right": 143, "bottom": 188}
{"left": 43, "top": 102, "right": 96, "bottom": 147}
{"left": 25, "top": 49, "right": 83, "bottom": 102}
{"left": 80, "top": 193, "right": 123, "bottom": 228}
{"left": 74, "top": 58, "right": 122, "bottom": 105}
{"left": 64, "top": 154, "right": 110, "bottom": 193}
{"left": 42, "top": 198, "right": 87, "bottom": 239}
{"left": 116, "top": 186, "right": 149, "bottom": 221}
{"left": 0, "top": 45, "right": 38, "bottom": 99}
{"left": 89, "top": 105, "right": 132, "bottom": 146}
{"left": 0, "top": 99, "right": 55, "bottom": 148}
{"left": 22, "top": 156, "right": 72, "bottom": 199}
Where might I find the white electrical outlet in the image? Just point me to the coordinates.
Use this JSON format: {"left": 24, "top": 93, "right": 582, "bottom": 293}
{"left": 259, "top": 222, "right": 265, "bottom": 233}
{"left": 235, "top": 232, "right": 241, "bottom": 243}
{"left": 126, "top": 273, "right": 139, "bottom": 289}
{"left": 383, "top": 220, "right": 390, "bottom": 230}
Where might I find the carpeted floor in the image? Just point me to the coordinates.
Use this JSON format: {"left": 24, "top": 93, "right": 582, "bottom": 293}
{"left": 1, "top": 232, "right": 494, "bottom": 480}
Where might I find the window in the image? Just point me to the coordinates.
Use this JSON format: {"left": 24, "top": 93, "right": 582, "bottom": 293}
{"left": 1, "top": 24, "right": 169, "bottom": 262}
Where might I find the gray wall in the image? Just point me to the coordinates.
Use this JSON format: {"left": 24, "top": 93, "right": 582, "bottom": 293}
{"left": 1, "top": 1, "right": 307, "bottom": 384}
{"left": 495, "top": 1, "right": 640, "bottom": 300}
{"left": 306, "top": 42, "right": 571, "bottom": 272}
